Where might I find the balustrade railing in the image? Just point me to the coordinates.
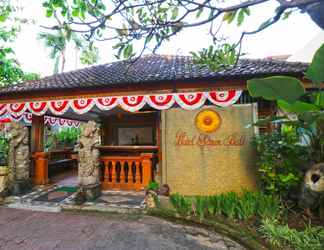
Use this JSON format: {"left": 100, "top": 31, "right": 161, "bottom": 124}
{"left": 100, "top": 153, "right": 153, "bottom": 191}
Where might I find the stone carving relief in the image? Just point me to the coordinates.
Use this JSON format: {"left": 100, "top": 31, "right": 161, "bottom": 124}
{"left": 77, "top": 120, "right": 101, "bottom": 201}
{"left": 7, "top": 122, "right": 31, "bottom": 194}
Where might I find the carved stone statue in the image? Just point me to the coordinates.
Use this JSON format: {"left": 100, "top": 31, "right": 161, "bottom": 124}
{"left": 77, "top": 120, "right": 101, "bottom": 201}
{"left": 299, "top": 163, "right": 324, "bottom": 220}
{"left": 7, "top": 122, "right": 31, "bottom": 195}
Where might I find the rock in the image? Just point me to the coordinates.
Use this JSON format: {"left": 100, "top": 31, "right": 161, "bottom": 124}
{"left": 158, "top": 195, "right": 174, "bottom": 210}
{"left": 158, "top": 184, "right": 170, "bottom": 196}
{"left": 77, "top": 121, "right": 101, "bottom": 201}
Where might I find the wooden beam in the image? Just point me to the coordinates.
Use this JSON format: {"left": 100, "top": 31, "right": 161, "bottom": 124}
{"left": 31, "top": 115, "right": 44, "bottom": 153}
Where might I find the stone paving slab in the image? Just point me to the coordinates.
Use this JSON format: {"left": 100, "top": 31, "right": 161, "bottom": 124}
{"left": 5, "top": 186, "right": 146, "bottom": 213}
{"left": 0, "top": 207, "right": 246, "bottom": 250}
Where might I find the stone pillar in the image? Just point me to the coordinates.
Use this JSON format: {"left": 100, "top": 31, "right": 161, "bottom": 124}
{"left": 7, "top": 122, "right": 32, "bottom": 195}
{"left": 78, "top": 121, "right": 101, "bottom": 201}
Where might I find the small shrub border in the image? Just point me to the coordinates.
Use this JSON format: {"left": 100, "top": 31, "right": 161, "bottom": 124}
{"left": 159, "top": 191, "right": 324, "bottom": 250}
{"left": 147, "top": 208, "right": 271, "bottom": 250}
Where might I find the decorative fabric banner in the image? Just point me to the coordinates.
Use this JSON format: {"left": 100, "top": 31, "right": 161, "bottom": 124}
{"left": 0, "top": 90, "right": 242, "bottom": 116}
{"left": 207, "top": 90, "right": 242, "bottom": 107}
{"left": 146, "top": 94, "right": 175, "bottom": 110}
{"left": 174, "top": 92, "right": 206, "bottom": 110}
{"left": 0, "top": 112, "right": 80, "bottom": 128}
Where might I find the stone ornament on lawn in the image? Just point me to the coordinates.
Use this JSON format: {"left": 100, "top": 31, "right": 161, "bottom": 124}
{"left": 7, "top": 122, "right": 31, "bottom": 195}
{"left": 77, "top": 120, "right": 101, "bottom": 201}
{"left": 300, "top": 162, "right": 324, "bottom": 219}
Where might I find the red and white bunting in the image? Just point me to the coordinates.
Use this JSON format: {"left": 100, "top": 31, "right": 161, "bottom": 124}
{"left": 49, "top": 100, "right": 70, "bottom": 115}
{"left": 29, "top": 101, "right": 48, "bottom": 116}
{"left": 8, "top": 103, "right": 27, "bottom": 115}
{"left": 146, "top": 94, "right": 175, "bottom": 110}
{"left": 0, "top": 104, "right": 7, "bottom": 116}
{"left": 70, "top": 98, "right": 95, "bottom": 114}
{"left": 175, "top": 92, "right": 206, "bottom": 110}
{"left": 10, "top": 113, "right": 24, "bottom": 122}
{"left": 0, "top": 112, "right": 80, "bottom": 128}
{"left": 119, "top": 95, "right": 146, "bottom": 112}
{"left": 94, "top": 97, "right": 118, "bottom": 110}
{"left": 207, "top": 90, "right": 242, "bottom": 107}
{"left": 23, "top": 113, "right": 33, "bottom": 123}
{"left": 1, "top": 90, "right": 242, "bottom": 116}
{"left": 45, "top": 116, "right": 58, "bottom": 126}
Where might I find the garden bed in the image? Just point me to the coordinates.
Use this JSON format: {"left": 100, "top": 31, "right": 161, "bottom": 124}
{"left": 150, "top": 191, "right": 324, "bottom": 250}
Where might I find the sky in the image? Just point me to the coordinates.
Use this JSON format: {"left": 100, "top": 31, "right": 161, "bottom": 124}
{"left": 12, "top": 0, "right": 323, "bottom": 77}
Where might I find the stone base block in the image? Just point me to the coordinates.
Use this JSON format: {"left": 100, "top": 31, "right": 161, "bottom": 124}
{"left": 81, "top": 183, "right": 101, "bottom": 201}
{"left": 12, "top": 179, "right": 32, "bottom": 195}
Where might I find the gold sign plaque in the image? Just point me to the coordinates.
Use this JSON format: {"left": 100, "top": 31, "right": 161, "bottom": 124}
{"left": 195, "top": 109, "right": 221, "bottom": 133}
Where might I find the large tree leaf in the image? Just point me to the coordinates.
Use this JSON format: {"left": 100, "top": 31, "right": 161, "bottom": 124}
{"left": 247, "top": 76, "right": 305, "bottom": 103}
{"left": 277, "top": 100, "right": 320, "bottom": 113}
{"left": 305, "top": 43, "right": 324, "bottom": 87}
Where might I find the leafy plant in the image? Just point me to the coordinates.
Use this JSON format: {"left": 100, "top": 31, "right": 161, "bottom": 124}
{"left": 169, "top": 193, "right": 192, "bottom": 216}
{"left": 255, "top": 192, "right": 280, "bottom": 219}
{"left": 0, "top": 1, "right": 38, "bottom": 86}
{"left": 248, "top": 43, "right": 324, "bottom": 164}
{"left": 194, "top": 196, "right": 208, "bottom": 219}
{"left": 254, "top": 128, "right": 312, "bottom": 198}
{"left": 190, "top": 43, "right": 240, "bottom": 71}
{"left": 0, "top": 135, "right": 9, "bottom": 165}
{"left": 259, "top": 218, "right": 324, "bottom": 250}
{"left": 146, "top": 181, "right": 159, "bottom": 191}
{"left": 55, "top": 127, "right": 80, "bottom": 145}
{"left": 218, "top": 192, "right": 239, "bottom": 219}
{"left": 169, "top": 191, "right": 280, "bottom": 220}
{"left": 236, "top": 190, "right": 256, "bottom": 220}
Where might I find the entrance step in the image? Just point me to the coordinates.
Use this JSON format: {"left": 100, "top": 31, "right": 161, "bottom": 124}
{"left": 8, "top": 202, "right": 61, "bottom": 213}
{"left": 5, "top": 188, "right": 146, "bottom": 214}
{"left": 4, "top": 184, "right": 77, "bottom": 213}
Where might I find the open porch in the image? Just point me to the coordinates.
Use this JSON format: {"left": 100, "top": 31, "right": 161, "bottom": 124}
{"left": 0, "top": 55, "right": 307, "bottom": 201}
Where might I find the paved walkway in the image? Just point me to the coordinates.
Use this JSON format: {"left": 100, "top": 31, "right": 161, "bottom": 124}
{"left": 0, "top": 208, "right": 245, "bottom": 250}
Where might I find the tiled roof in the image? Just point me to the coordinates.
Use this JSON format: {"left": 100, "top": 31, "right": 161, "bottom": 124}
{"left": 0, "top": 54, "right": 308, "bottom": 95}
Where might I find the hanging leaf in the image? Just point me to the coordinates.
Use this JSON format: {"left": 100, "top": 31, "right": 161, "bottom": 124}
{"left": 196, "top": 7, "right": 204, "bottom": 18}
{"left": 223, "top": 11, "right": 237, "bottom": 24}
{"left": 171, "top": 7, "right": 179, "bottom": 20}
{"left": 237, "top": 9, "right": 245, "bottom": 26}
{"left": 247, "top": 76, "right": 305, "bottom": 103}
{"left": 305, "top": 43, "right": 324, "bottom": 87}
{"left": 278, "top": 100, "right": 320, "bottom": 113}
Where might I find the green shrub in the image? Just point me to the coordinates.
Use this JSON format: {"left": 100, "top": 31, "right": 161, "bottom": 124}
{"left": 194, "top": 196, "right": 208, "bottom": 219}
{"left": 218, "top": 192, "right": 239, "bottom": 219}
{"left": 170, "top": 191, "right": 280, "bottom": 221}
{"left": 0, "top": 135, "right": 9, "bottom": 165}
{"left": 169, "top": 193, "right": 192, "bottom": 216}
{"left": 236, "top": 190, "right": 256, "bottom": 220}
{"left": 255, "top": 192, "right": 280, "bottom": 219}
{"left": 146, "top": 181, "right": 159, "bottom": 191}
{"left": 259, "top": 218, "right": 324, "bottom": 250}
{"left": 254, "top": 127, "right": 312, "bottom": 198}
{"left": 55, "top": 127, "right": 80, "bottom": 145}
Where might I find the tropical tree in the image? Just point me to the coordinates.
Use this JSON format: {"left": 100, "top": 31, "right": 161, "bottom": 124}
{"left": 39, "top": 0, "right": 324, "bottom": 68}
{"left": 38, "top": 30, "right": 99, "bottom": 73}
{"left": 248, "top": 43, "right": 324, "bottom": 163}
{"left": 0, "top": 0, "right": 39, "bottom": 86}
